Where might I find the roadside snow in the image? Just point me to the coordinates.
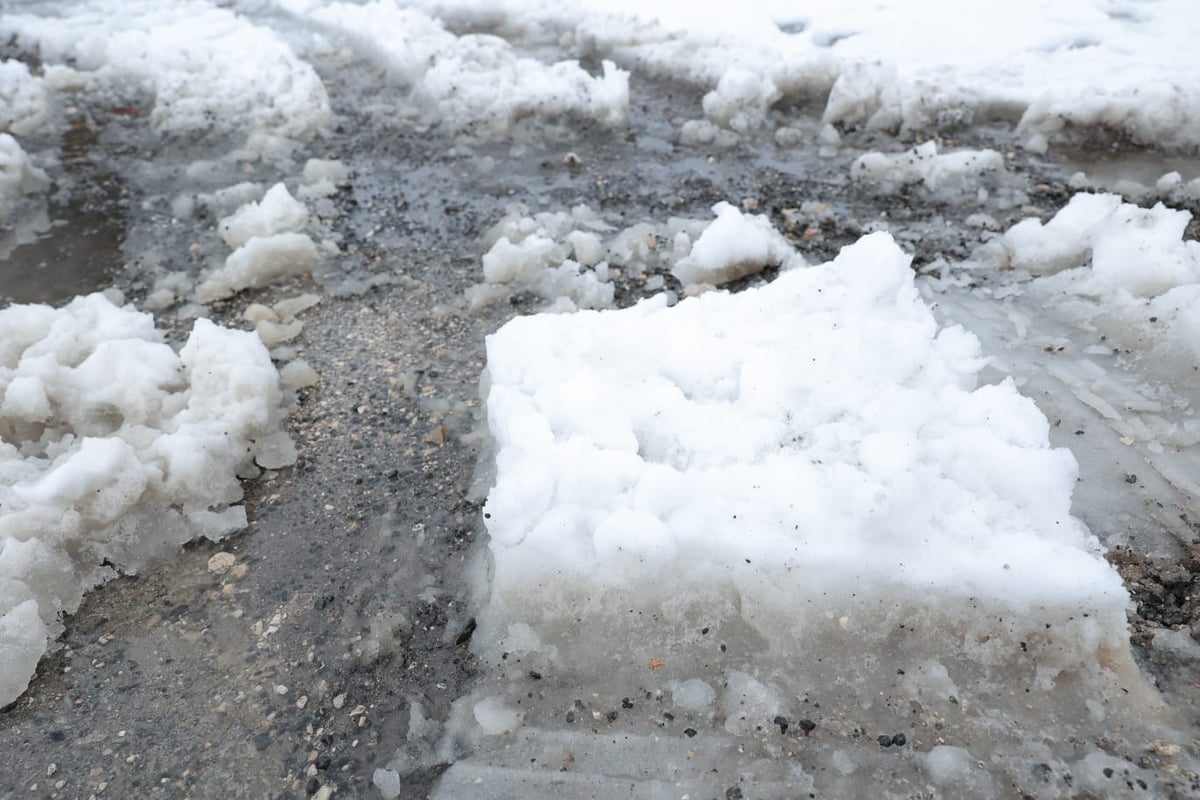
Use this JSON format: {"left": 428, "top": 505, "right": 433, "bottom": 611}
{"left": 0, "top": 294, "right": 295, "bottom": 706}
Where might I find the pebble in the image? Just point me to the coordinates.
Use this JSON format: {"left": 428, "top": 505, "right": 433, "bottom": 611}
{"left": 207, "top": 552, "right": 237, "bottom": 574}
{"left": 332, "top": 693, "right": 347, "bottom": 709}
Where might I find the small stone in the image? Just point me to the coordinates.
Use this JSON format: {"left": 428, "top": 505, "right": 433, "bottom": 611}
{"left": 228, "top": 563, "right": 250, "bottom": 581}
{"left": 877, "top": 735, "right": 892, "bottom": 748}
{"left": 332, "top": 693, "right": 346, "bottom": 709}
{"left": 296, "top": 695, "right": 309, "bottom": 710}
{"left": 684, "top": 728, "right": 697, "bottom": 738}
{"left": 1125, "top": 474, "right": 1138, "bottom": 484}
{"left": 773, "top": 715, "right": 789, "bottom": 734}
{"left": 274, "top": 684, "right": 289, "bottom": 695}
{"left": 798, "top": 719, "right": 816, "bottom": 735}
{"left": 892, "top": 733, "right": 906, "bottom": 747}
{"left": 207, "top": 552, "right": 237, "bottom": 574}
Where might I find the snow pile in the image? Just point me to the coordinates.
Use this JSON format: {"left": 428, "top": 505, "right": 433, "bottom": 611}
{"left": 671, "top": 201, "right": 800, "bottom": 288}
{"left": 477, "top": 230, "right": 1138, "bottom": 699}
{"left": 429, "top": 0, "right": 1200, "bottom": 148}
{"left": 851, "top": 141, "right": 1005, "bottom": 197}
{"left": 1, "top": 0, "right": 331, "bottom": 147}
{"left": 0, "top": 133, "right": 49, "bottom": 222}
{"left": 198, "top": 183, "right": 317, "bottom": 302}
{"left": 0, "top": 60, "right": 49, "bottom": 136}
{"left": 0, "top": 293, "right": 294, "bottom": 706}
{"left": 286, "top": 0, "right": 629, "bottom": 134}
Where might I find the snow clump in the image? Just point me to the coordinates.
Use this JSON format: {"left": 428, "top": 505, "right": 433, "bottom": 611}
{"left": 671, "top": 201, "right": 801, "bottom": 288}
{"left": 851, "top": 141, "right": 1005, "bottom": 197}
{"left": 198, "top": 183, "right": 317, "bottom": 302}
{"left": 476, "top": 229, "right": 1141, "bottom": 705}
{"left": 0, "top": 293, "right": 295, "bottom": 706}
{"left": 0, "top": 60, "right": 49, "bottom": 136}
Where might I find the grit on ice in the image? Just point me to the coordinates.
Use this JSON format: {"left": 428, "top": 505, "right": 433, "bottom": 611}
{"left": 1, "top": 0, "right": 1199, "bottom": 796}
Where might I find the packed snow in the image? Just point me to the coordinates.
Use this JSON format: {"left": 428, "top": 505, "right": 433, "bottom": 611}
{"left": 476, "top": 229, "right": 1140, "bottom": 699}
{"left": 851, "top": 141, "right": 1006, "bottom": 197}
{"left": 0, "top": 134, "right": 48, "bottom": 222}
{"left": 0, "top": 293, "right": 294, "bottom": 706}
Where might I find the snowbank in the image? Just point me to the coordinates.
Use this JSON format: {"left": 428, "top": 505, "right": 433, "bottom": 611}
{"left": 0, "top": 293, "right": 295, "bottom": 706}
{"left": 425, "top": 0, "right": 1200, "bottom": 149}
{"left": 285, "top": 0, "right": 629, "bottom": 134}
{"left": 477, "top": 230, "right": 1137, "bottom": 698}
{"left": 1, "top": 0, "right": 332, "bottom": 147}
{"left": 0, "top": 134, "right": 49, "bottom": 222}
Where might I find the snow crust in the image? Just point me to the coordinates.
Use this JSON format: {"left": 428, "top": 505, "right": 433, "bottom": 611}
{"left": 477, "top": 229, "right": 1135, "bottom": 693}
{"left": 284, "top": 0, "right": 629, "bottom": 134}
{"left": 2, "top": 0, "right": 332, "bottom": 147}
{"left": 0, "top": 294, "right": 294, "bottom": 706}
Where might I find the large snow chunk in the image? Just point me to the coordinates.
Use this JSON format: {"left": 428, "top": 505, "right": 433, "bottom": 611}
{"left": 997, "top": 193, "right": 1200, "bottom": 294}
{"left": 671, "top": 201, "right": 800, "bottom": 288}
{"left": 478, "top": 232, "right": 1135, "bottom": 697}
{"left": 0, "top": 293, "right": 292, "bottom": 706}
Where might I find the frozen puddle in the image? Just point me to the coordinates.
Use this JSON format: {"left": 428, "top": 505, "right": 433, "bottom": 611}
{"left": 429, "top": 233, "right": 1193, "bottom": 797}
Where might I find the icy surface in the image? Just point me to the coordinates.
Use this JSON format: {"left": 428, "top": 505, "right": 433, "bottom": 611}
{"left": 478, "top": 231, "right": 1136, "bottom": 694}
{"left": 0, "top": 294, "right": 293, "bottom": 706}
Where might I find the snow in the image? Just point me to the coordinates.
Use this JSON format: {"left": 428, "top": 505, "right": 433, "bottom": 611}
{"left": 219, "top": 183, "right": 310, "bottom": 249}
{"left": 671, "top": 201, "right": 800, "bottom": 288}
{"left": 0, "top": 134, "right": 49, "bottom": 222}
{"left": 426, "top": 0, "right": 1200, "bottom": 149}
{"left": 281, "top": 0, "right": 629, "bottom": 134}
{"left": 0, "top": 60, "right": 49, "bottom": 136}
{"left": 1, "top": 0, "right": 332, "bottom": 149}
{"left": 851, "top": 141, "right": 1006, "bottom": 197}
{"left": 0, "top": 294, "right": 294, "bottom": 706}
{"left": 477, "top": 229, "right": 1137, "bottom": 696}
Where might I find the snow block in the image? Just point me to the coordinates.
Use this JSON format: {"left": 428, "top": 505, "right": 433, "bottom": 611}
{"left": 477, "top": 231, "right": 1141, "bottom": 702}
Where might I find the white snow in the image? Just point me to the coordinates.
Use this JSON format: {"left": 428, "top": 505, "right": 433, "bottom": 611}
{"left": 282, "top": 0, "right": 629, "bottom": 135}
{"left": 476, "top": 229, "right": 1137, "bottom": 696}
{"left": 0, "top": 60, "right": 49, "bottom": 136}
{"left": 197, "top": 233, "right": 319, "bottom": 303}
{"left": 219, "top": 183, "right": 310, "bottom": 249}
{"left": 851, "top": 141, "right": 1006, "bottom": 197}
{"left": 1, "top": 0, "right": 332, "bottom": 149}
{"left": 426, "top": 0, "right": 1200, "bottom": 149}
{"left": 671, "top": 201, "right": 800, "bottom": 288}
{"left": 0, "top": 293, "right": 294, "bottom": 706}
{"left": 0, "top": 134, "right": 49, "bottom": 222}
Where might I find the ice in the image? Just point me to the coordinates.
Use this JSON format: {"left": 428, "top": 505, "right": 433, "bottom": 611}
{"left": 0, "top": 60, "right": 48, "bottom": 136}
{"left": 473, "top": 696, "right": 522, "bottom": 735}
{"left": 851, "top": 141, "right": 1005, "bottom": 197}
{"left": 0, "top": 294, "right": 293, "bottom": 706}
{"left": 0, "top": 134, "right": 49, "bottom": 221}
{"left": 2, "top": 0, "right": 332, "bottom": 150}
{"left": 671, "top": 201, "right": 800, "bottom": 289}
{"left": 284, "top": 0, "right": 629, "bottom": 135}
{"left": 476, "top": 229, "right": 1140, "bottom": 703}
{"left": 372, "top": 768, "right": 401, "bottom": 799}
